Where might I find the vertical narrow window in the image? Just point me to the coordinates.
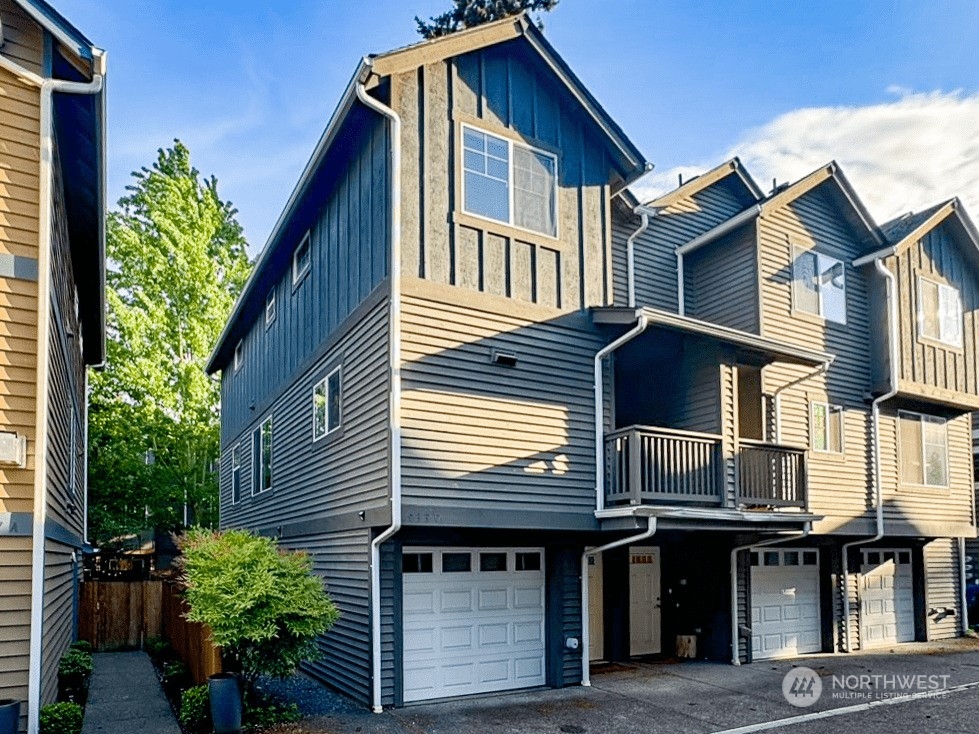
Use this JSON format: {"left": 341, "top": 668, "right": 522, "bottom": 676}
{"left": 917, "top": 276, "right": 962, "bottom": 346}
{"left": 265, "top": 289, "right": 276, "bottom": 326}
{"left": 792, "top": 248, "right": 846, "bottom": 323}
{"left": 231, "top": 444, "right": 241, "bottom": 504}
{"left": 252, "top": 417, "right": 273, "bottom": 494}
{"left": 899, "top": 411, "right": 948, "bottom": 487}
{"left": 293, "top": 231, "right": 311, "bottom": 285}
{"left": 313, "top": 366, "right": 342, "bottom": 441}
{"left": 811, "top": 402, "right": 843, "bottom": 453}
{"left": 233, "top": 340, "right": 243, "bottom": 371}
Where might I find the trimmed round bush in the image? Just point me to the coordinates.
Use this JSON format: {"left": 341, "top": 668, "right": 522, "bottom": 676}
{"left": 39, "top": 702, "right": 83, "bottom": 734}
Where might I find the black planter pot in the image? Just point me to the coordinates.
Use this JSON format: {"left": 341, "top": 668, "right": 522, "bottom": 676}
{"left": 0, "top": 700, "right": 20, "bottom": 734}
{"left": 208, "top": 673, "right": 242, "bottom": 734}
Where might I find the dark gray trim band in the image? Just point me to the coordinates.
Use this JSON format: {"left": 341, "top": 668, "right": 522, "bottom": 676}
{"left": 0, "top": 253, "right": 39, "bottom": 281}
{"left": 0, "top": 512, "right": 33, "bottom": 536}
{"left": 45, "top": 518, "right": 83, "bottom": 548}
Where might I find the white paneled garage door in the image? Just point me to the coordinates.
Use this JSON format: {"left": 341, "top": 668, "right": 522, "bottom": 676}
{"left": 750, "top": 548, "right": 821, "bottom": 660}
{"left": 402, "top": 547, "right": 546, "bottom": 702}
{"left": 860, "top": 549, "right": 914, "bottom": 647}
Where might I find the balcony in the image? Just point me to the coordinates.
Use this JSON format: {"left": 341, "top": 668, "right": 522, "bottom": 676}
{"left": 604, "top": 426, "right": 807, "bottom": 509}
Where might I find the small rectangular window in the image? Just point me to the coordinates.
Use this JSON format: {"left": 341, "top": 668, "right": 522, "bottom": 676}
{"left": 899, "top": 410, "right": 948, "bottom": 487}
{"left": 293, "top": 231, "right": 311, "bottom": 285}
{"left": 917, "top": 276, "right": 962, "bottom": 346}
{"left": 233, "top": 340, "right": 243, "bottom": 371}
{"left": 252, "top": 417, "right": 273, "bottom": 494}
{"left": 442, "top": 553, "right": 471, "bottom": 573}
{"left": 312, "top": 366, "right": 342, "bottom": 441}
{"left": 867, "top": 551, "right": 881, "bottom": 565}
{"left": 265, "top": 289, "right": 276, "bottom": 326}
{"left": 898, "top": 551, "right": 911, "bottom": 565}
{"left": 515, "top": 552, "right": 541, "bottom": 571}
{"left": 479, "top": 552, "right": 508, "bottom": 572}
{"left": 811, "top": 402, "right": 843, "bottom": 453}
{"left": 783, "top": 551, "right": 799, "bottom": 566}
{"left": 403, "top": 552, "right": 433, "bottom": 573}
{"left": 802, "top": 551, "right": 818, "bottom": 566}
{"left": 231, "top": 444, "right": 241, "bottom": 504}
{"left": 764, "top": 551, "right": 779, "bottom": 566}
{"left": 792, "top": 247, "right": 846, "bottom": 324}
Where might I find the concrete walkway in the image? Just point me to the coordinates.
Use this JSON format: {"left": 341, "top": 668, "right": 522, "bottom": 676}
{"left": 81, "top": 652, "right": 180, "bottom": 734}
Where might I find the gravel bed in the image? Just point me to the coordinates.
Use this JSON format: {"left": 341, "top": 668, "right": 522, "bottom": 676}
{"left": 257, "top": 673, "right": 364, "bottom": 716}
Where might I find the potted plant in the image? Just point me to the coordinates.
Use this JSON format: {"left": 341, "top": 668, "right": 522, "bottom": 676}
{"left": 0, "top": 699, "right": 19, "bottom": 734}
{"left": 207, "top": 673, "right": 242, "bottom": 734}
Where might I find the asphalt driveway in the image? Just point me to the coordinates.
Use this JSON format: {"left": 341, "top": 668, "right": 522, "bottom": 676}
{"left": 270, "top": 638, "right": 979, "bottom": 734}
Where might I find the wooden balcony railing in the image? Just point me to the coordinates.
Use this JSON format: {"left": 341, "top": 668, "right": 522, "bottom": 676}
{"left": 737, "top": 440, "right": 807, "bottom": 508}
{"left": 605, "top": 426, "right": 724, "bottom": 507}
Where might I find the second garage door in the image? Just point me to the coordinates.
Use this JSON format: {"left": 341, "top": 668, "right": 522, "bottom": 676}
{"left": 859, "top": 548, "right": 914, "bottom": 647}
{"left": 750, "top": 548, "right": 821, "bottom": 660}
{"left": 402, "top": 547, "right": 546, "bottom": 702}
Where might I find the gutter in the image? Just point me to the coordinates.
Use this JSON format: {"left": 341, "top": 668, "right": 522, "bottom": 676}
{"left": 355, "top": 59, "right": 403, "bottom": 715}
{"left": 625, "top": 205, "right": 661, "bottom": 308}
{"left": 729, "top": 522, "right": 811, "bottom": 665}
{"left": 840, "top": 256, "right": 899, "bottom": 652}
{"left": 594, "top": 314, "right": 649, "bottom": 513}
{"left": 0, "top": 48, "right": 105, "bottom": 734}
{"left": 676, "top": 204, "right": 762, "bottom": 315}
{"left": 580, "top": 514, "right": 657, "bottom": 686}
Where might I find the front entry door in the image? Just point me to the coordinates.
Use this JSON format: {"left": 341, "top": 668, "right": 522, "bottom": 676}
{"left": 587, "top": 551, "right": 604, "bottom": 661}
{"left": 629, "top": 546, "right": 661, "bottom": 655}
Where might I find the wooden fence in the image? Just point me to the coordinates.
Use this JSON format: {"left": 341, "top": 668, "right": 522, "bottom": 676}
{"left": 78, "top": 580, "right": 221, "bottom": 685}
{"left": 78, "top": 581, "right": 162, "bottom": 650}
{"left": 161, "top": 581, "right": 222, "bottom": 684}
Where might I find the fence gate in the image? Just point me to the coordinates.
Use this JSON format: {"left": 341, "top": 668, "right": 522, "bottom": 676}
{"left": 78, "top": 581, "right": 163, "bottom": 650}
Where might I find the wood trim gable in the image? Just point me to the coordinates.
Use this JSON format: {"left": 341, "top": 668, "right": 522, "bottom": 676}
{"left": 646, "top": 158, "right": 762, "bottom": 209}
{"left": 881, "top": 201, "right": 979, "bottom": 265}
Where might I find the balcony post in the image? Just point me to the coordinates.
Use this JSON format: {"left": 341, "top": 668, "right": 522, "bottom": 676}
{"left": 629, "top": 429, "right": 642, "bottom": 505}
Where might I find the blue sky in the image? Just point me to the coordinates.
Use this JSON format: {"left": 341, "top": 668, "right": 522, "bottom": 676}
{"left": 56, "top": 0, "right": 979, "bottom": 251}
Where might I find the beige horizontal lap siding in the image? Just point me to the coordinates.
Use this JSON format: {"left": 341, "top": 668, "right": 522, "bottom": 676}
{"left": 758, "top": 189, "right": 876, "bottom": 533}
{"left": 891, "top": 222, "right": 979, "bottom": 399}
{"left": 401, "top": 293, "right": 603, "bottom": 514}
{"left": 924, "top": 537, "right": 962, "bottom": 640}
{"left": 220, "top": 298, "right": 390, "bottom": 529}
{"left": 41, "top": 540, "right": 75, "bottom": 706}
{"left": 0, "top": 536, "right": 31, "bottom": 728}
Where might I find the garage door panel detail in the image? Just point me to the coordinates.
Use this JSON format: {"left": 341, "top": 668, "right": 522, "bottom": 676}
{"left": 750, "top": 548, "right": 822, "bottom": 661}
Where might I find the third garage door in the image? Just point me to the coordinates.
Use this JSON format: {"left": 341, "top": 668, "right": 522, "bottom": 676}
{"left": 750, "top": 548, "right": 821, "bottom": 660}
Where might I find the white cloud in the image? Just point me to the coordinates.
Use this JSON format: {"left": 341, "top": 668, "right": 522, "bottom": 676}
{"left": 633, "top": 90, "right": 979, "bottom": 226}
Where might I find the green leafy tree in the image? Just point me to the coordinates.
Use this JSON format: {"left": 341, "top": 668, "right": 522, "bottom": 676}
{"left": 416, "top": 0, "right": 558, "bottom": 39}
{"left": 88, "top": 141, "right": 251, "bottom": 543}
{"left": 178, "top": 529, "right": 340, "bottom": 695}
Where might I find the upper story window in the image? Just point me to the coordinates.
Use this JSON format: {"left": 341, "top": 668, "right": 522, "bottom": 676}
{"left": 312, "top": 366, "right": 342, "bottom": 441}
{"left": 293, "top": 232, "right": 311, "bottom": 286}
{"left": 265, "top": 289, "right": 276, "bottom": 326}
{"left": 899, "top": 410, "right": 948, "bottom": 487}
{"left": 811, "top": 402, "right": 843, "bottom": 453}
{"left": 252, "top": 416, "right": 273, "bottom": 494}
{"left": 792, "top": 247, "right": 846, "bottom": 324}
{"left": 231, "top": 444, "right": 242, "bottom": 504}
{"left": 462, "top": 125, "right": 557, "bottom": 237}
{"left": 917, "top": 276, "right": 962, "bottom": 347}
{"left": 233, "top": 340, "right": 243, "bottom": 371}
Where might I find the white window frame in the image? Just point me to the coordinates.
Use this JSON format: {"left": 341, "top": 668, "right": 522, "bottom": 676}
{"left": 898, "top": 410, "right": 949, "bottom": 488}
{"left": 231, "top": 443, "right": 241, "bottom": 504}
{"left": 292, "top": 231, "right": 311, "bottom": 286}
{"left": 916, "top": 275, "right": 962, "bottom": 347}
{"left": 233, "top": 340, "right": 243, "bottom": 371}
{"left": 312, "top": 365, "right": 342, "bottom": 441}
{"left": 460, "top": 123, "right": 559, "bottom": 239}
{"left": 792, "top": 246, "right": 847, "bottom": 324}
{"left": 252, "top": 416, "right": 273, "bottom": 495}
{"left": 810, "top": 401, "right": 844, "bottom": 453}
{"left": 265, "top": 289, "right": 276, "bottom": 327}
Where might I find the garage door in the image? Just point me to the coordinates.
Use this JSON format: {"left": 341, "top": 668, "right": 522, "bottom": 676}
{"left": 750, "top": 548, "right": 821, "bottom": 660}
{"left": 402, "top": 547, "right": 546, "bottom": 702}
{"left": 860, "top": 549, "right": 914, "bottom": 647}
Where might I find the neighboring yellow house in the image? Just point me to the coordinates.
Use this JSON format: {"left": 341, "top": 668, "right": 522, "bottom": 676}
{"left": 0, "top": 1, "right": 105, "bottom": 732}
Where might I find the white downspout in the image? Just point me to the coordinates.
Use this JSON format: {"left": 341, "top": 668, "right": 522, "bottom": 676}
{"left": 594, "top": 314, "right": 649, "bottom": 513}
{"left": 625, "top": 205, "right": 660, "bottom": 308}
{"left": 676, "top": 251, "right": 685, "bottom": 316}
{"left": 356, "top": 62, "right": 403, "bottom": 715}
{"left": 729, "top": 523, "right": 811, "bottom": 665}
{"left": 580, "top": 516, "right": 657, "bottom": 686}
{"left": 959, "top": 537, "right": 969, "bottom": 633}
{"left": 83, "top": 373, "right": 89, "bottom": 545}
{"left": 0, "top": 50, "right": 105, "bottom": 734}
{"left": 841, "top": 257, "right": 898, "bottom": 652}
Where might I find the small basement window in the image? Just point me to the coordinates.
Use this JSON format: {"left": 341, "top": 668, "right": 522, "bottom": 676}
{"left": 293, "top": 231, "right": 311, "bottom": 285}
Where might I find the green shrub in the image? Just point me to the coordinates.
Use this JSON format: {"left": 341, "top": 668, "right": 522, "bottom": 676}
{"left": 161, "top": 660, "right": 191, "bottom": 695}
{"left": 39, "top": 702, "right": 83, "bottom": 734}
{"left": 244, "top": 696, "right": 301, "bottom": 729}
{"left": 58, "top": 649, "right": 93, "bottom": 680}
{"left": 69, "top": 640, "right": 93, "bottom": 653}
{"left": 145, "top": 635, "right": 172, "bottom": 660}
{"left": 179, "top": 685, "right": 211, "bottom": 734}
{"left": 179, "top": 528, "right": 339, "bottom": 694}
